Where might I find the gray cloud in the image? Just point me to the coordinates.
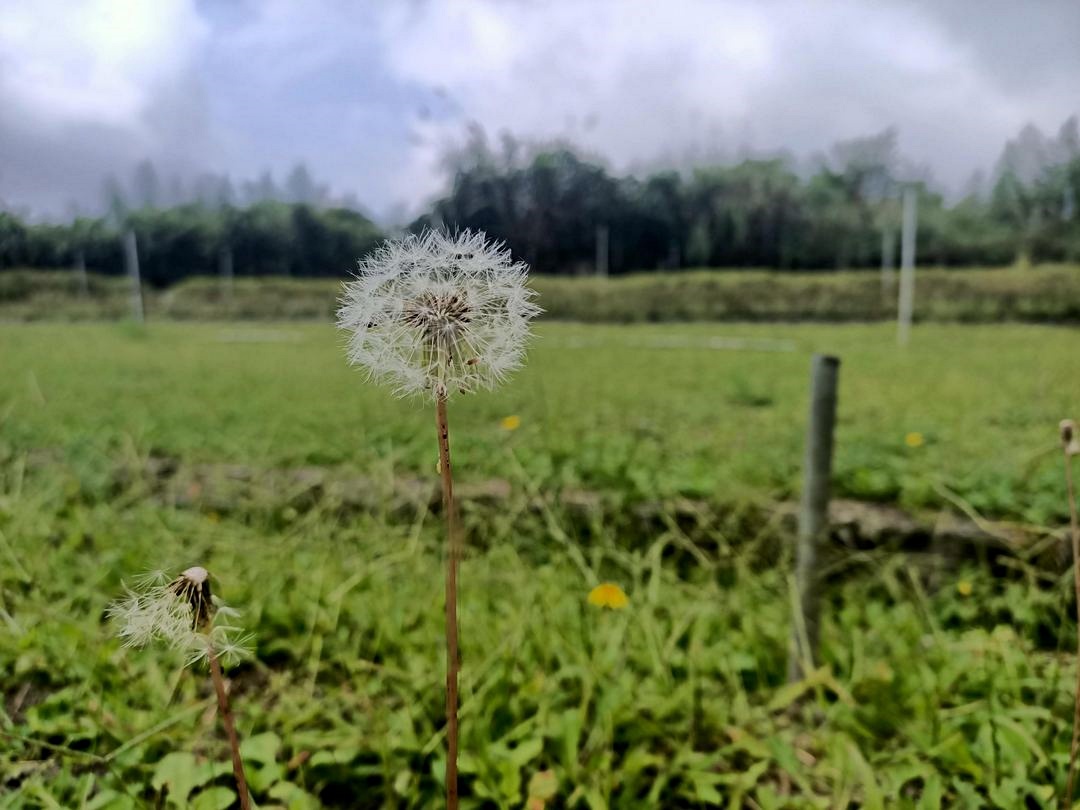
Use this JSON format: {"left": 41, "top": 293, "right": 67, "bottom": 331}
{"left": 1, "top": 0, "right": 1077, "bottom": 221}
{"left": 0, "top": 73, "right": 220, "bottom": 216}
{"left": 912, "top": 0, "right": 1080, "bottom": 94}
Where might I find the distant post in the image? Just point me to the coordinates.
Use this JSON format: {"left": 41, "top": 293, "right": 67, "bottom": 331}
{"left": 897, "top": 187, "right": 917, "bottom": 346}
{"left": 595, "top": 224, "right": 609, "bottom": 278}
{"left": 123, "top": 229, "right": 145, "bottom": 323}
{"left": 788, "top": 354, "right": 840, "bottom": 682}
{"left": 75, "top": 249, "right": 89, "bottom": 297}
{"left": 219, "top": 246, "right": 234, "bottom": 312}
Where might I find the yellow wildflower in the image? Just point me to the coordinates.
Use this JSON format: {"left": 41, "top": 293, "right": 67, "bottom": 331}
{"left": 587, "top": 582, "right": 629, "bottom": 609}
{"left": 957, "top": 580, "right": 973, "bottom": 597}
{"left": 500, "top": 414, "right": 522, "bottom": 431}
{"left": 904, "top": 431, "right": 925, "bottom": 448}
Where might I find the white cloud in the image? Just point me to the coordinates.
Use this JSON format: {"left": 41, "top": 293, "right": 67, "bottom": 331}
{"left": 0, "top": 0, "right": 1077, "bottom": 218}
{"left": 377, "top": 0, "right": 776, "bottom": 200}
{"left": 374, "top": 0, "right": 1077, "bottom": 203}
{"left": 0, "top": 0, "right": 208, "bottom": 128}
{"left": 0, "top": 0, "right": 215, "bottom": 217}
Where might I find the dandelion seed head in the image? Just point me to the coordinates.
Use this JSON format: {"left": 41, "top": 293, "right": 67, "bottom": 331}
{"left": 1062, "top": 419, "right": 1079, "bottom": 455}
{"left": 132, "top": 569, "right": 169, "bottom": 588}
{"left": 184, "top": 628, "right": 253, "bottom": 668}
{"left": 168, "top": 566, "right": 213, "bottom": 631}
{"left": 108, "top": 566, "right": 250, "bottom": 668}
{"left": 182, "top": 565, "right": 209, "bottom": 584}
{"left": 337, "top": 230, "right": 541, "bottom": 400}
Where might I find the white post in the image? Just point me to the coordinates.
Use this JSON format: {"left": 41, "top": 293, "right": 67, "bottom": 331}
{"left": 219, "top": 246, "right": 234, "bottom": 311}
{"left": 595, "top": 224, "right": 609, "bottom": 278}
{"left": 123, "top": 229, "right": 145, "bottom": 323}
{"left": 897, "top": 187, "right": 917, "bottom": 346}
{"left": 75, "top": 249, "right": 89, "bottom": 297}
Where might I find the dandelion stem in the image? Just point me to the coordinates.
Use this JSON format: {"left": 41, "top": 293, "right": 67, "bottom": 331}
{"left": 1063, "top": 435, "right": 1080, "bottom": 809}
{"left": 436, "top": 394, "right": 461, "bottom": 810}
{"left": 208, "top": 647, "right": 251, "bottom": 810}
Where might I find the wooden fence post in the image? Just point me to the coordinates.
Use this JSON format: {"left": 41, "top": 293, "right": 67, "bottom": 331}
{"left": 220, "top": 246, "right": 234, "bottom": 312}
{"left": 788, "top": 353, "right": 840, "bottom": 682}
{"left": 897, "top": 187, "right": 917, "bottom": 346}
{"left": 595, "top": 224, "right": 609, "bottom": 278}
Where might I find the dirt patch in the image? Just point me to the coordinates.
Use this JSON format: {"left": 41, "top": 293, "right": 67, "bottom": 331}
{"left": 103, "top": 455, "right": 1069, "bottom": 569}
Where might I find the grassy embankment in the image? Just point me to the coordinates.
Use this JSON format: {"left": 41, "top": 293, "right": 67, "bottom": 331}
{"left": 2, "top": 265, "right": 1079, "bottom": 323}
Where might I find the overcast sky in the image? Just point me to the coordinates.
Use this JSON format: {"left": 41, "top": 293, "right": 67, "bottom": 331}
{"left": 1, "top": 0, "right": 1078, "bottom": 221}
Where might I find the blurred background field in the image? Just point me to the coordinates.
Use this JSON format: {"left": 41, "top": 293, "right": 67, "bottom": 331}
{"left": 0, "top": 320, "right": 1075, "bottom": 523}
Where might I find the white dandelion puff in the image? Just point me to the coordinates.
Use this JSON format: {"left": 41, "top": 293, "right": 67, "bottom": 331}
{"left": 337, "top": 230, "right": 541, "bottom": 400}
{"left": 336, "top": 230, "right": 540, "bottom": 806}
{"left": 110, "top": 566, "right": 255, "bottom": 807}
{"left": 108, "top": 565, "right": 251, "bottom": 667}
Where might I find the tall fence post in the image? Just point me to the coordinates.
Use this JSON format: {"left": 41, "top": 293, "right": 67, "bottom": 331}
{"left": 788, "top": 353, "right": 840, "bottom": 682}
{"left": 219, "top": 246, "right": 234, "bottom": 312}
{"left": 123, "top": 229, "right": 145, "bottom": 323}
{"left": 75, "top": 249, "right": 89, "bottom": 297}
{"left": 595, "top": 224, "right": 609, "bottom": 278}
{"left": 897, "top": 187, "right": 917, "bottom": 346}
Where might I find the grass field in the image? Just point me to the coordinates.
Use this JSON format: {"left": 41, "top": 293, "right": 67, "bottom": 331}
{"left": 0, "top": 321, "right": 1075, "bottom": 521}
{"left": 3, "top": 265, "right": 1080, "bottom": 324}
{"left": 1, "top": 320, "right": 1079, "bottom": 807}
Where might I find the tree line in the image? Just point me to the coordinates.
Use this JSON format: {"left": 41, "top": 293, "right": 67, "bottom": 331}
{"left": 1, "top": 119, "right": 1078, "bottom": 282}
{"left": 412, "top": 122, "right": 1080, "bottom": 273}
{"left": 0, "top": 202, "right": 384, "bottom": 287}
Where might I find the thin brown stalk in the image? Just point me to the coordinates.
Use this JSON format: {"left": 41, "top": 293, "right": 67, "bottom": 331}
{"left": 436, "top": 394, "right": 461, "bottom": 810}
{"left": 208, "top": 647, "right": 251, "bottom": 810}
{"left": 1062, "top": 421, "right": 1080, "bottom": 810}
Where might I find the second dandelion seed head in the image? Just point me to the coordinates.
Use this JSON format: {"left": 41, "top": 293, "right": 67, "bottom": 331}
{"left": 1062, "top": 419, "right": 1079, "bottom": 456}
{"left": 109, "top": 566, "right": 250, "bottom": 667}
{"left": 170, "top": 566, "right": 212, "bottom": 630}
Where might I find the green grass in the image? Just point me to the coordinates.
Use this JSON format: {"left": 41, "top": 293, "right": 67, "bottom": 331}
{"left": 0, "top": 321, "right": 1074, "bottom": 522}
{"left": 533, "top": 266, "right": 1080, "bottom": 324}
{"left": 1, "top": 321, "right": 1079, "bottom": 807}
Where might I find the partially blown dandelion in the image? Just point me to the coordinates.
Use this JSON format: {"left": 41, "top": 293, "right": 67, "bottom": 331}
{"left": 110, "top": 566, "right": 252, "bottom": 810}
{"left": 110, "top": 567, "right": 249, "bottom": 665}
{"left": 339, "top": 230, "right": 539, "bottom": 810}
